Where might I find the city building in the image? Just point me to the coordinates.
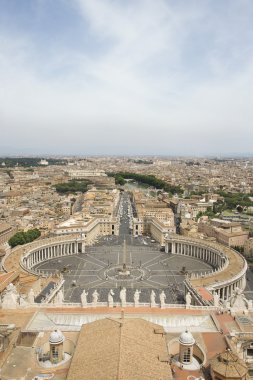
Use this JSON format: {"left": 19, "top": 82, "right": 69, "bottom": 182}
{"left": 198, "top": 218, "right": 249, "bottom": 247}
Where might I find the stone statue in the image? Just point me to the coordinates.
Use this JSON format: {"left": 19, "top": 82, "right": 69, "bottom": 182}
{"left": 57, "top": 289, "right": 64, "bottom": 304}
{"left": 223, "top": 299, "right": 231, "bottom": 309}
{"left": 27, "top": 288, "right": 35, "bottom": 304}
{"left": 19, "top": 296, "right": 28, "bottom": 307}
{"left": 7, "top": 283, "right": 17, "bottom": 294}
{"left": 150, "top": 290, "right": 156, "bottom": 307}
{"left": 159, "top": 291, "right": 166, "bottom": 308}
{"left": 81, "top": 289, "right": 88, "bottom": 307}
{"left": 213, "top": 292, "right": 220, "bottom": 308}
{"left": 228, "top": 287, "right": 249, "bottom": 311}
{"left": 2, "top": 283, "right": 19, "bottom": 309}
{"left": 185, "top": 292, "right": 192, "bottom": 308}
{"left": 120, "top": 287, "right": 126, "bottom": 307}
{"left": 92, "top": 289, "right": 99, "bottom": 306}
{"left": 108, "top": 289, "right": 115, "bottom": 307}
{"left": 134, "top": 289, "right": 141, "bottom": 307}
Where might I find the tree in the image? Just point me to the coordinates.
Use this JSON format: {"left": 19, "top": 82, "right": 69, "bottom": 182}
{"left": 54, "top": 179, "right": 91, "bottom": 194}
{"left": 8, "top": 228, "right": 41, "bottom": 248}
{"left": 196, "top": 207, "right": 215, "bottom": 221}
{"left": 236, "top": 205, "right": 243, "bottom": 213}
{"left": 231, "top": 246, "right": 244, "bottom": 254}
{"left": 108, "top": 172, "right": 182, "bottom": 195}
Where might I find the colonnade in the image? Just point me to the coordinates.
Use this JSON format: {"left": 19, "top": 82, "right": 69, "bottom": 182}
{"left": 22, "top": 240, "right": 84, "bottom": 270}
{"left": 166, "top": 240, "right": 226, "bottom": 270}
{"left": 215, "top": 279, "right": 245, "bottom": 301}
{"left": 165, "top": 237, "right": 247, "bottom": 303}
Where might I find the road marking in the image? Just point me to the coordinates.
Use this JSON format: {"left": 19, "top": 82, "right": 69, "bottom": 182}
{"left": 77, "top": 255, "right": 105, "bottom": 267}
{"left": 142, "top": 278, "right": 167, "bottom": 287}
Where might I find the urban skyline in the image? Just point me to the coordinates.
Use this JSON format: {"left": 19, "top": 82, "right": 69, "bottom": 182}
{"left": 1, "top": 2, "right": 253, "bottom": 379}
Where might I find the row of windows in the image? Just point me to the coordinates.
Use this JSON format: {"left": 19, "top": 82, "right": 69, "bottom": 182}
{"left": 182, "top": 348, "right": 191, "bottom": 363}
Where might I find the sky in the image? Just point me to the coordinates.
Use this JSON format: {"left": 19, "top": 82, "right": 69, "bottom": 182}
{"left": 1, "top": 0, "right": 253, "bottom": 156}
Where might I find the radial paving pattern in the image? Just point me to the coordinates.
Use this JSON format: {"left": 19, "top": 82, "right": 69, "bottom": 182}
{"left": 34, "top": 193, "right": 213, "bottom": 304}
{"left": 34, "top": 241, "right": 213, "bottom": 303}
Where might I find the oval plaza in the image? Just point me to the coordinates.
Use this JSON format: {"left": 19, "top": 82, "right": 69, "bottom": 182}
{"left": 6, "top": 224, "right": 247, "bottom": 308}
{"left": 1, "top": 192, "right": 253, "bottom": 380}
{"left": 165, "top": 234, "right": 247, "bottom": 305}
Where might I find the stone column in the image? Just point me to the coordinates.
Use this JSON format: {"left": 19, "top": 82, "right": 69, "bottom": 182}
{"left": 224, "top": 287, "right": 228, "bottom": 300}
{"left": 228, "top": 285, "right": 232, "bottom": 299}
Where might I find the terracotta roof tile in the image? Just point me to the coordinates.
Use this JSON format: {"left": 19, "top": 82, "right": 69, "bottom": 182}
{"left": 67, "top": 318, "right": 172, "bottom": 380}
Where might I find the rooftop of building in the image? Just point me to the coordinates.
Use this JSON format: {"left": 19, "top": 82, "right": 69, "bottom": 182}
{"left": 0, "top": 222, "right": 12, "bottom": 233}
{"left": 66, "top": 317, "right": 172, "bottom": 380}
{"left": 0, "top": 307, "right": 243, "bottom": 380}
{"left": 210, "top": 350, "right": 249, "bottom": 378}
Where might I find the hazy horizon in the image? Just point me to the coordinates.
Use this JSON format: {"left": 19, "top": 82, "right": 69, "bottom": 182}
{"left": 1, "top": 153, "right": 253, "bottom": 160}
{"left": 1, "top": 0, "right": 253, "bottom": 156}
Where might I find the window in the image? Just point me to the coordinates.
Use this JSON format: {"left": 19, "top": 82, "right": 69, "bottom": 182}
{"left": 248, "top": 369, "right": 253, "bottom": 377}
{"left": 52, "top": 346, "right": 59, "bottom": 360}
{"left": 247, "top": 348, "right": 253, "bottom": 357}
{"left": 183, "top": 348, "right": 191, "bottom": 363}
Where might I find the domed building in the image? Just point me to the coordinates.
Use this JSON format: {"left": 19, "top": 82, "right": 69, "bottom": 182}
{"left": 179, "top": 330, "right": 195, "bottom": 365}
{"left": 210, "top": 350, "right": 249, "bottom": 380}
{"left": 168, "top": 329, "right": 205, "bottom": 371}
{"left": 49, "top": 330, "right": 65, "bottom": 364}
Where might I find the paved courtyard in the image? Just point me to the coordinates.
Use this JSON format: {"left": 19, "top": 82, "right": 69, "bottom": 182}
{"left": 34, "top": 193, "right": 213, "bottom": 304}
{"left": 35, "top": 241, "right": 213, "bottom": 303}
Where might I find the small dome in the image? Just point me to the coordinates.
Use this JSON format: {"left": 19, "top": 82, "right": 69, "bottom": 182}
{"left": 211, "top": 350, "right": 248, "bottom": 378}
{"left": 179, "top": 330, "right": 195, "bottom": 345}
{"left": 49, "top": 330, "right": 65, "bottom": 344}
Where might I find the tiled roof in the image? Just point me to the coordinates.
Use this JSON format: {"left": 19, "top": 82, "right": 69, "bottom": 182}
{"left": 67, "top": 317, "right": 172, "bottom": 380}
{"left": 210, "top": 350, "right": 248, "bottom": 378}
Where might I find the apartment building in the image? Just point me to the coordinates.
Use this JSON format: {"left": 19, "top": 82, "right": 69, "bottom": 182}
{"left": 198, "top": 218, "right": 249, "bottom": 247}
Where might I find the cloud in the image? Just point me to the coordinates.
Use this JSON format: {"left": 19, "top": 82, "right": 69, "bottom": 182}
{"left": 0, "top": 0, "right": 253, "bottom": 155}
